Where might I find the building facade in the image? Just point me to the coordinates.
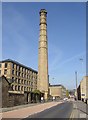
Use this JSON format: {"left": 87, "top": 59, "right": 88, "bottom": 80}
{"left": 0, "top": 59, "right": 37, "bottom": 93}
{"left": 80, "top": 76, "right": 88, "bottom": 103}
{"left": 49, "top": 85, "right": 66, "bottom": 100}
{"left": 77, "top": 85, "right": 81, "bottom": 100}
{"left": 38, "top": 9, "right": 49, "bottom": 100}
{"left": 0, "top": 59, "right": 38, "bottom": 107}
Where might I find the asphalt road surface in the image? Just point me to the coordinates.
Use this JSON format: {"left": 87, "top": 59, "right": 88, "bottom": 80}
{"left": 26, "top": 101, "right": 73, "bottom": 118}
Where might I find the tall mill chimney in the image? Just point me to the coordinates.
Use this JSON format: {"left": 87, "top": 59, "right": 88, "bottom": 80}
{"left": 37, "top": 9, "right": 49, "bottom": 100}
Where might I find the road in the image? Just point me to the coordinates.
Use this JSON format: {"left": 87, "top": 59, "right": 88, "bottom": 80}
{"left": 25, "top": 101, "right": 73, "bottom": 118}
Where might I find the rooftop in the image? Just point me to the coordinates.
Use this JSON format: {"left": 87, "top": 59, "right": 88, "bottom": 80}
{"left": 49, "top": 84, "right": 65, "bottom": 88}
{"left": 0, "top": 59, "right": 38, "bottom": 73}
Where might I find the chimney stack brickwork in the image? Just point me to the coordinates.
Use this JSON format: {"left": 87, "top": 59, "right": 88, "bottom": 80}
{"left": 37, "top": 9, "right": 49, "bottom": 100}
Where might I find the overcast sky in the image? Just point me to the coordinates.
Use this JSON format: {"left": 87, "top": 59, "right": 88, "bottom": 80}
{"left": 2, "top": 2, "right": 86, "bottom": 90}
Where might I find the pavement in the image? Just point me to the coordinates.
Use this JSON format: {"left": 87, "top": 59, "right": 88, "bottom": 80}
{"left": 70, "top": 100, "right": 88, "bottom": 119}
{"left": 0, "top": 101, "right": 63, "bottom": 119}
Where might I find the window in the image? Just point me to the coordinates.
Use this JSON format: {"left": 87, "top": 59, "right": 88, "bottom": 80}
{"left": 24, "top": 87, "right": 26, "bottom": 91}
{"left": 18, "top": 79, "right": 20, "bottom": 84}
{"left": 27, "top": 87, "right": 29, "bottom": 91}
{"left": 15, "top": 78, "right": 18, "bottom": 83}
{"left": 12, "top": 63, "right": 14, "bottom": 69}
{"left": 19, "top": 66, "right": 20, "bottom": 71}
{"left": 15, "top": 85, "right": 18, "bottom": 91}
{"left": 18, "top": 72, "right": 20, "bottom": 76}
{"left": 12, "top": 70, "right": 14, "bottom": 75}
{"left": 12, "top": 77, "right": 14, "bottom": 82}
{"left": 23, "top": 68, "right": 25, "bottom": 72}
{"left": 5, "top": 63, "right": 7, "bottom": 68}
{"left": 22, "top": 73, "right": 23, "bottom": 77}
{"left": 16, "top": 71, "right": 18, "bottom": 76}
{"left": 0, "top": 64, "right": 1, "bottom": 68}
{"left": 30, "top": 88, "right": 32, "bottom": 91}
{"left": 26, "top": 74, "right": 27, "bottom": 79}
{"left": 29, "top": 88, "right": 32, "bottom": 91}
{"left": 29, "top": 75, "right": 30, "bottom": 79}
{"left": 20, "top": 72, "right": 21, "bottom": 77}
{"left": 17, "top": 66, "right": 19, "bottom": 70}
{"left": 29, "top": 81, "right": 30, "bottom": 85}
{"left": 31, "top": 82, "right": 33, "bottom": 85}
{"left": 24, "top": 74, "right": 25, "bottom": 78}
{"left": 30, "top": 82, "right": 31, "bottom": 85}
{"left": 16, "top": 65, "right": 17, "bottom": 70}
{"left": 21, "top": 86, "right": 24, "bottom": 91}
{"left": 28, "top": 70, "right": 30, "bottom": 74}
{"left": 22, "top": 79, "right": 24, "bottom": 84}
{"left": 12, "top": 85, "right": 15, "bottom": 91}
{"left": 24, "top": 80, "right": 26, "bottom": 84}
{"left": 22, "top": 67, "right": 23, "bottom": 72}
{"left": 27, "top": 75, "right": 28, "bottom": 79}
{"left": 4, "top": 69, "right": 7, "bottom": 74}
{"left": 18, "top": 86, "right": 20, "bottom": 91}
{"left": 36, "top": 75, "right": 37, "bottom": 79}
{"left": 27, "top": 81, "right": 28, "bottom": 85}
{"left": 20, "top": 67, "right": 22, "bottom": 71}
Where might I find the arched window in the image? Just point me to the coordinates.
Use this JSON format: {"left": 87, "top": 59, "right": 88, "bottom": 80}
{"left": 12, "top": 85, "right": 14, "bottom": 90}
{"left": 18, "top": 86, "right": 20, "bottom": 91}
{"left": 15, "top": 85, "right": 18, "bottom": 91}
{"left": 21, "top": 86, "right": 24, "bottom": 91}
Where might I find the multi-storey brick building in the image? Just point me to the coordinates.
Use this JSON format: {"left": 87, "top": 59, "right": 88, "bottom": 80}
{"left": 0, "top": 59, "right": 38, "bottom": 107}
{"left": 0, "top": 59, "right": 37, "bottom": 93}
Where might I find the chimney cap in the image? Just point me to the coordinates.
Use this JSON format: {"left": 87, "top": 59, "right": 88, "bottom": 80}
{"left": 40, "top": 9, "right": 47, "bottom": 14}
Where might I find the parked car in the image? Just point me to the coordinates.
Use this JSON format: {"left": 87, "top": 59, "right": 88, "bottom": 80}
{"left": 63, "top": 98, "right": 68, "bottom": 101}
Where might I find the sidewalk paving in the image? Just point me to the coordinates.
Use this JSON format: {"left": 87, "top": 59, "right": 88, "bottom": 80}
{"left": 1, "top": 101, "right": 62, "bottom": 119}
{"left": 70, "top": 100, "right": 88, "bottom": 119}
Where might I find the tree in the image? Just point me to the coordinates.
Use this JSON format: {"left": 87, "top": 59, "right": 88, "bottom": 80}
{"left": 33, "top": 90, "right": 41, "bottom": 102}
{"left": 66, "top": 90, "right": 69, "bottom": 98}
{"left": 33, "top": 89, "right": 41, "bottom": 94}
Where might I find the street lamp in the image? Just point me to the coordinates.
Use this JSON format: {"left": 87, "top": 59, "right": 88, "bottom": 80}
{"left": 79, "top": 58, "right": 83, "bottom": 62}
{"left": 79, "top": 58, "right": 83, "bottom": 74}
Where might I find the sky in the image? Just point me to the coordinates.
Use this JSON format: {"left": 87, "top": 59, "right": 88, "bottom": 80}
{"left": 2, "top": 2, "right": 86, "bottom": 90}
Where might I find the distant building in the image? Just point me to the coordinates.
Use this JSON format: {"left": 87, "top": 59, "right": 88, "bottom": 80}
{"left": 80, "top": 76, "right": 88, "bottom": 103}
{"left": 0, "top": 59, "right": 38, "bottom": 107}
{"left": 49, "top": 85, "right": 66, "bottom": 100}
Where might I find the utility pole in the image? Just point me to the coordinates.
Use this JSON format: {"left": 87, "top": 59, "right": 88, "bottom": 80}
{"left": 75, "top": 71, "right": 78, "bottom": 100}
{"left": 79, "top": 58, "right": 84, "bottom": 76}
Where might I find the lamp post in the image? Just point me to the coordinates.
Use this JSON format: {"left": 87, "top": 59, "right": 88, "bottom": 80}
{"left": 79, "top": 58, "right": 83, "bottom": 75}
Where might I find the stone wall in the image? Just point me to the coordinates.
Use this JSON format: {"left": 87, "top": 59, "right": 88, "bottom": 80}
{"left": 1, "top": 76, "right": 31, "bottom": 108}
{"left": 8, "top": 93, "right": 25, "bottom": 107}
{"left": 2, "top": 77, "right": 9, "bottom": 107}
